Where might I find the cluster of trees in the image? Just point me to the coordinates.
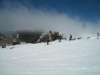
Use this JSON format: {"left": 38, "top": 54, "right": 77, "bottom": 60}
{"left": 1, "top": 29, "right": 95, "bottom": 48}
{"left": 16, "top": 30, "right": 44, "bottom": 43}
{"left": 49, "top": 30, "right": 62, "bottom": 41}
{"left": 0, "top": 30, "right": 62, "bottom": 48}
{"left": 37, "top": 30, "right": 63, "bottom": 43}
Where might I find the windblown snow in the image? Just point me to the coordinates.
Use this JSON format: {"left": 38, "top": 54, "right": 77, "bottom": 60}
{"left": 0, "top": 38, "right": 100, "bottom": 75}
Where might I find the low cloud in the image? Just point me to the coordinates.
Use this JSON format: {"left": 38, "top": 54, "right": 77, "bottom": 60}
{"left": 0, "top": 1, "right": 100, "bottom": 37}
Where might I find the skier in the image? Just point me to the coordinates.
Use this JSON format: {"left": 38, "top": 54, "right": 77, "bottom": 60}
{"left": 59, "top": 36, "right": 62, "bottom": 42}
{"left": 46, "top": 38, "right": 49, "bottom": 45}
{"left": 59, "top": 38, "right": 61, "bottom": 42}
{"left": 69, "top": 34, "right": 72, "bottom": 41}
{"left": 97, "top": 33, "right": 99, "bottom": 39}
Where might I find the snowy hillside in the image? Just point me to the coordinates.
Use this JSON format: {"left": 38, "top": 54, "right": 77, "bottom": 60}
{"left": 0, "top": 38, "right": 100, "bottom": 75}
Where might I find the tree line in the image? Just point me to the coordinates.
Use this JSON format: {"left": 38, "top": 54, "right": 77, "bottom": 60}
{"left": 0, "top": 30, "right": 62, "bottom": 48}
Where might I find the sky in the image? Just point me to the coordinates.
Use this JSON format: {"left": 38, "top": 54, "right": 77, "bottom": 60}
{"left": 0, "top": 0, "right": 100, "bottom": 37}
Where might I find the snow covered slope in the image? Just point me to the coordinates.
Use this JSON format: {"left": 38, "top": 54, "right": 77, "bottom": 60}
{"left": 0, "top": 39, "right": 100, "bottom": 75}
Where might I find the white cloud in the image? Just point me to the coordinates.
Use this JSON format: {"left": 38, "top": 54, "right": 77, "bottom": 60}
{"left": 0, "top": 1, "right": 100, "bottom": 37}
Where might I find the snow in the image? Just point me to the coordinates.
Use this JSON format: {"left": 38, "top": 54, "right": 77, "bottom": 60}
{"left": 0, "top": 38, "right": 100, "bottom": 75}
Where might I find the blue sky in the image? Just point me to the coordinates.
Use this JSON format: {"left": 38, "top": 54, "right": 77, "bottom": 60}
{"left": 7, "top": 0, "right": 100, "bottom": 22}
{"left": 0, "top": 0, "right": 100, "bottom": 37}
{"left": 1, "top": 0, "right": 100, "bottom": 22}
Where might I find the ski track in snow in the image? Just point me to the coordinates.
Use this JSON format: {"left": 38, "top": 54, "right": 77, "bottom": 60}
{"left": 0, "top": 38, "right": 100, "bottom": 75}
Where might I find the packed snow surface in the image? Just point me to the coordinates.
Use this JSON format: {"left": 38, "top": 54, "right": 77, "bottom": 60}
{"left": 0, "top": 38, "right": 100, "bottom": 75}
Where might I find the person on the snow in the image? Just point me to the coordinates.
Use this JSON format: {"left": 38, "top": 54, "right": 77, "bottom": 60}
{"left": 59, "top": 36, "right": 62, "bottom": 42}
{"left": 97, "top": 33, "right": 99, "bottom": 39}
{"left": 59, "top": 38, "right": 61, "bottom": 42}
{"left": 69, "top": 34, "right": 72, "bottom": 41}
{"left": 46, "top": 38, "right": 49, "bottom": 45}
